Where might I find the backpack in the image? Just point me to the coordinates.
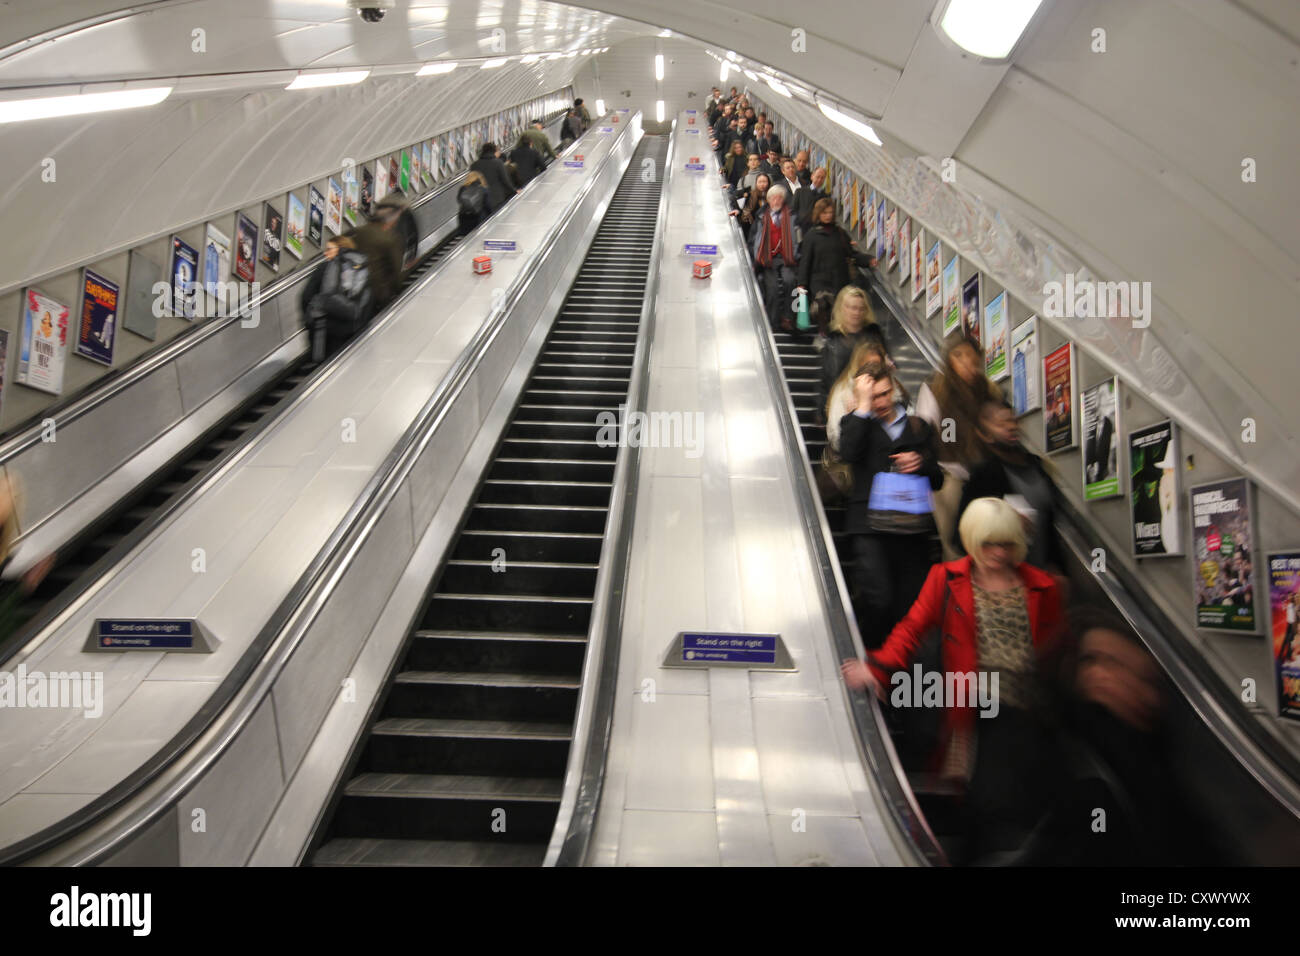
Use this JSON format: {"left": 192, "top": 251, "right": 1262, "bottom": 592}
{"left": 458, "top": 183, "right": 487, "bottom": 216}
{"left": 306, "top": 250, "right": 372, "bottom": 360}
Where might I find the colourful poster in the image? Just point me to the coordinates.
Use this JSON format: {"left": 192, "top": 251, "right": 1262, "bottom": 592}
{"left": 400, "top": 149, "right": 411, "bottom": 192}
{"left": 849, "top": 181, "right": 859, "bottom": 232}
{"left": 911, "top": 232, "right": 924, "bottom": 302}
{"left": 308, "top": 187, "right": 325, "bottom": 247}
{"left": 1129, "top": 421, "right": 1182, "bottom": 557}
{"left": 261, "top": 202, "right": 283, "bottom": 273}
{"left": 76, "top": 268, "right": 119, "bottom": 366}
{"left": 898, "top": 218, "right": 911, "bottom": 285}
{"left": 170, "top": 237, "right": 199, "bottom": 319}
{"left": 1081, "top": 378, "right": 1121, "bottom": 499}
{"left": 875, "top": 200, "right": 886, "bottom": 259}
{"left": 388, "top": 156, "right": 400, "bottom": 194}
{"left": 885, "top": 210, "right": 898, "bottom": 271}
{"left": 1267, "top": 551, "right": 1300, "bottom": 720}
{"left": 410, "top": 146, "right": 421, "bottom": 192}
{"left": 234, "top": 213, "right": 258, "bottom": 282}
{"left": 1190, "top": 477, "right": 1257, "bottom": 632}
{"left": 1010, "top": 316, "right": 1040, "bottom": 416}
{"left": 941, "top": 256, "right": 960, "bottom": 334}
{"left": 325, "top": 177, "right": 343, "bottom": 235}
{"left": 375, "top": 159, "right": 389, "bottom": 202}
{"left": 361, "top": 166, "right": 374, "bottom": 218}
{"left": 984, "top": 290, "right": 1009, "bottom": 380}
{"left": 344, "top": 170, "right": 360, "bottom": 226}
{"left": 0, "top": 329, "right": 9, "bottom": 417}
{"left": 203, "top": 223, "right": 231, "bottom": 298}
{"left": 422, "top": 141, "right": 432, "bottom": 184}
{"left": 961, "top": 274, "right": 980, "bottom": 346}
{"left": 285, "top": 194, "right": 306, "bottom": 260}
{"left": 1043, "top": 342, "right": 1076, "bottom": 453}
{"left": 924, "top": 241, "right": 941, "bottom": 317}
{"left": 17, "top": 288, "right": 69, "bottom": 395}
{"left": 865, "top": 190, "right": 877, "bottom": 248}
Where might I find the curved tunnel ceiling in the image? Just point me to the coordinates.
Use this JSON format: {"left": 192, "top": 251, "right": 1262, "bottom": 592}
{"left": 1, "top": 0, "right": 1297, "bottom": 510}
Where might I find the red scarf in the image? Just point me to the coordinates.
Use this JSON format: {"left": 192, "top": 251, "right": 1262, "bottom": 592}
{"left": 755, "top": 207, "right": 796, "bottom": 266}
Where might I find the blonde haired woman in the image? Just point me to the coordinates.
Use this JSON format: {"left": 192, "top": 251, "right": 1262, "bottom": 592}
{"left": 817, "top": 285, "right": 885, "bottom": 417}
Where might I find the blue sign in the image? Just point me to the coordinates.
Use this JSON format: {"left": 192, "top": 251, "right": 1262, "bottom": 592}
{"left": 684, "top": 243, "right": 719, "bottom": 256}
{"left": 563, "top": 160, "right": 585, "bottom": 168}
{"left": 685, "top": 109, "right": 697, "bottom": 114}
{"left": 681, "top": 633, "right": 777, "bottom": 665}
{"left": 684, "top": 162, "right": 706, "bottom": 171}
{"left": 598, "top": 126, "right": 613, "bottom": 133}
{"left": 483, "top": 239, "right": 517, "bottom": 252}
{"left": 94, "top": 619, "right": 197, "bottom": 650}
{"left": 685, "top": 129, "right": 700, "bottom": 134}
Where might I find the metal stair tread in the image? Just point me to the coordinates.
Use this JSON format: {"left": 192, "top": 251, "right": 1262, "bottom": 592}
{"left": 312, "top": 838, "right": 548, "bottom": 867}
{"left": 372, "top": 717, "right": 572, "bottom": 740}
{"left": 395, "top": 669, "right": 581, "bottom": 689}
{"left": 343, "top": 772, "right": 563, "bottom": 801}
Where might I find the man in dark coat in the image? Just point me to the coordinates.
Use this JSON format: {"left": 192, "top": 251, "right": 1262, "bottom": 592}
{"left": 469, "top": 142, "right": 518, "bottom": 212}
{"left": 348, "top": 205, "right": 405, "bottom": 310}
{"left": 508, "top": 137, "right": 546, "bottom": 187}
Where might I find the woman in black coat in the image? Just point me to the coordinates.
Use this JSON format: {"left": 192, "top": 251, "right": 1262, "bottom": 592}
{"left": 508, "top": 136, "right": 546, "bottom": 187}
{"left": 797, "top": 197, "right": 875, "bottom": 303}
{"left": 817, "top": 285, "right": 887, "bottom": 417}
{"left": 469, "top": 142, "right": 517, "bottom": 213}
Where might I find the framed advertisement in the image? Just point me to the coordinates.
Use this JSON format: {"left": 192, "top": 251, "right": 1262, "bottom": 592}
{"left": 422, "top": 141, "right": 432, "bottom": 184}
{"left": 325, "top": 177, "right": 343, "bottom": 235}
{"left": 1081, "top": 378, "right": 1121, "bottom": 499}
{"left": 123, "top": 248, "right": 163, "bottom": 341}
{"left": 388, "top": 156, "right": 400, "bottom": 195}
{"left": 76, "top": 268, "right": 119, "bottom": 366}
{"left": 203, "top": 223, "right": 231, "bottom": 299}
{"left": 911, "top": 232, "right": 924, "bottom": 301}
{"left": 400, "top": 149, "right": 411, "bottom": 192}
{"left": 875, "top": 199, "right": 886, "bottom": 259}
{"left": 1010, "top": 316, "right": 1040, "bottom": 416}
{"left": 169, "top": 236, "right": 199, "bottom": 319}
{"left": 285, "top": 194, "right": 306, "bottom": 261}
{"left": 0, "top": 329, "right": 9, "bottom": 418}
{"left": 1266, "top": 551, "right": 1300, "bottom": 720}
{"left": 410, "top": 146, "right": 421, "bottom": 192}
{"left": 941, "top": 256, "right": 960, "bottom": 335}
{"left": 898, "top": 218, "right": 911, "bottom": 286}
{"left": 865, "top": 191, "right": 876, "bottom": 247}
{"left": 261, "top": 202, "right": 283, "bottom": 273}
{"left": 984, "top": 290, "right": 1009, "bottom": 380}
{"left": 1043, "top": 342, "right": 1077, "bottom": 453}
{"left": 1190, "top": 477, "right": 1257, "bottom": 633}
{"left": 344, "top": 171, "right": 360, "bottom": 226}
{"left": 924, "top": 241, "right": 941, "bottom": 317}
{"left": 885, "top": 210, "right": 898, "bottom": 271}
{"left": 361, "top": 166, "right": 374, "bottom": 218}
{"left": 375, "top": 159, "right": 389, "bottom": 202}
{"left": 961, "top": 274, "right": 980, "bottom": 346}
{"left": 307, "top": 187, "right": 325, "bottom": 248}
{"left": 234, "top": 213, "right": 258, "bottom": 282}
{"left": 1129, "top": 421, "right": 1182, "bottom": 557}
{"left": 17, "top": 288, "right": 69, "bottom": 395}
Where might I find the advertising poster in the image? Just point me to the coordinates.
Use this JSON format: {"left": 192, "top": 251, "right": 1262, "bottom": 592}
{"left": 1129, "top": 421, "right": 1182, "bottom": 557}
{"left": 410, "top": 147, "right": 421, "bottom": 192}
{"left": 864, "top": 191, "right": 876, "bottom": 247}
{"left": 376, "top": 159, "right": 389, "bottom": 201}
{"left": 1267, "top": 551, "right": 1300, "bottom": 720}
{"left": 285, "top": 194, "right": 306, "bottom": 260}
{"left": 1190, "top": 477, "right": 1257, "bottom": 632}
{"left": 898, "top": 218, "right": 911, "bottom": 285}
{"left": 911, "top": 232, "right": 924, "bottom": 301}
{"left": 18, "top": 288, "right": 69, "bottom": 394}
{"left": 1010, "top": 316, "right": 1040, "bottom": 416}
{"left": 361, "top": 166, "right": 374, "bottom": 217}
{"left": 941, "top": 256, "right": 960, "bottom": 335}
{"left": 885, "top": 210, "right": 898, "bottom": 271}
{"left": 849, "top": 181, "right": 858, "bottom": 232}
{"left": 875, "top": 200, "right": 886, "bottom": 259}
{"left": 170, "top": 237, "right": 199, "bottom": 319}
{"left": 1043, "top": 342, "right": 1076, "bottom": 453}
{"left": 0, "top": 329, "right": 8, "bottom": 417}
{"left": 203, "top": 223, "right": 231, "bottom": 299}
{"left": 76, "top": 268, "right": 119, "bottom": 366}
{"left": 344, "top": 171, "right": 360, "bottom": 226}
{"left": 422, "top": 142, "right": 432, "bottom": 184}
{"left": 308, "top": 187, "right": 325, "bottom": 247}
{"left": 388, "top": 156, "right": 400, "bottom": 195}
{"left": 234, "top": 213, "right": 258, "bottom": 282}
{"left": 123, "top": 249, "right": 162, "bottom": 340}
{"left": 325, "top": 177, "right": 343, "bottom": 235}
{"left": 924, "top": 241, "right": 941, "bottom": 316}
{"left": 400, "top": 149, "right": 411, "bottom": 193}
{"left": 960, "top": 274, "right": 980, "bottom": 346}
{"left": 1081, "top": 378, "right": 1121, "bottom": 499}
{"left": 261, "top": 203, "right": 283, "bottom": 273}
{"left": 984, "top": 290, "right": 1009, "bottom": 380}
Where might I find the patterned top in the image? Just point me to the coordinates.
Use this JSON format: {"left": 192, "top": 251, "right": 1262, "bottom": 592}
{"left": 972, "top": 583, "right": 1036, "bottom": 711}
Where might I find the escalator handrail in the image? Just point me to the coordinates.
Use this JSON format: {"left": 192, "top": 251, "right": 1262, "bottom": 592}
{"left": 723, "top": 200, "right": 948, "bottom": 865}
{"left": 0, "top": 107, "right": 572, "bottom": 459}
{"left": 546, "top": 124, "right": 674, "bottom": 866}
{"left": 1, "top": 113, "right": 640, "bottom": 866}
{"left": 873, "top": 270, "right": 1300, "bottom": 821}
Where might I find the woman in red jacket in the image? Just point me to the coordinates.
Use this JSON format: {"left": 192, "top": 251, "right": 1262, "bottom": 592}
{"left": 842, "top": 495, "right": 1065, "bottom": 862}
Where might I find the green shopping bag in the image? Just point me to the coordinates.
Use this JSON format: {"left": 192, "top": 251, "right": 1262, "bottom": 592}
{"left": 794, "top": 288, "right": 811, "bottom": 331}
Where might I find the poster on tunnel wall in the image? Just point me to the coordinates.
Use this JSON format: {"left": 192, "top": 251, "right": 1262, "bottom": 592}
{"left": 203, "top": 223, "right": 232, "bottom": 300}
{"left": 326, "top": 177, "right": 344, "bottom": 234}
{"left": 1191, "top": 476, "right": 1258, "bottom": 633}
{"left": 875, "top": 199, "right": 886, "bottom": 260}
{"left": 375, "top": 160, "right": 388, "bottom": 203}
{"left": 76, "top": 268, "right": 119, "bottom": 367}
{"left": 422, "top": 141, "right": 432, "bottom": 185}
{"left": 1010, "top": 316, "right": 1040, "bottom": 417}
{"left": 1129, "top": 420, "right": 1181, "bottom": 557}
{"left": 410, "top": 146, "right": 421, "bottom": 192}
{"left": 865, "top": 190, "right": 877, "bottom": 249}
{"left": 344, "top": 170, "right": 360, "bottom": 226}
{"left": 400, "top": 149, "right": 411, "bottom": 193}
{"left": 360, "top": 167, "right": 374, "bottom": 219}
{"left": 234, "top": 213, "right": 258, "bottom": 283}
{"left": 388, "top": 157, "right": 400, "bottom": 196}
{"left": 885, "top": 209, "right": 898, "bottom": 272}
{"left": 898, "top": 218, "right": 911, "bottom": 285}
{"left": 1043, "top": 342, "right": 1076, "bottom": 453}
{"left": 911, "top": 232, "right": 924, "bottom": 302}
{"left": 307, "top": 187, "right": 324, "bottom": 247}
{"left": 1081, "top": 377, "right": 1120, "bottom": 500}
{"left": 17, "top": 287, "right": 68, "bottom": 395}
{"left": 261, "top": 202, "right": 283, "bottom": 273}
{"left": 1267, "top": 551, "right": 1300, "bottom": 720}
{"left": 285, "top": 194, "right": 306, "bottom": 261}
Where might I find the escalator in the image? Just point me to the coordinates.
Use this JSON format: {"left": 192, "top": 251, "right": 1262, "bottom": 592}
{"left": 309, "top": 136, "right": 667, "bottom": 867}
{"left": 9, "top": 230, "right": 470, "bottom": 648}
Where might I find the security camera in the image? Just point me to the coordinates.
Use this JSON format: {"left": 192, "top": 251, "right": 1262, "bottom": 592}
{"left": 347, "top": 0, "right": 394, "bottom": 22}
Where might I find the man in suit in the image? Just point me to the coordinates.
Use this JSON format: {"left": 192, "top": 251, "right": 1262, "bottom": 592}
{"left": 761, "top": 122, "right": 783, "bottom": 158}
{"left": 795, "top": 166, "right": 830, "bottom": 231}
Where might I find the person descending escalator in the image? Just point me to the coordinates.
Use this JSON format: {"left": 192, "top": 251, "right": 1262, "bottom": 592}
{"left": 0, "top": 472, "right": 56, "bottom": 642}
{"left": 456, "top": 171, "right": 490, "bottom": 236}
{"left": 470, "top": 142, "right": 519, "bottom": 213}
{"left": 348, "top": 203, "right": 405, "bottom": 312}
{"left": 301, "top": 235, "right": 373, "bottom": 362}
{"left": 509, "top": 134, "right": 546, "bottom": 188}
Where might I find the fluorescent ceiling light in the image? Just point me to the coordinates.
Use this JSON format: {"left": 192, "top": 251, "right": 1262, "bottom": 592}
{"left": 659, "top": 29, "right": 672, "bottom": 38}
{"left": 595, "top": 98, "right": 605, "bottom": 113}
{"left": 764, "top": 76, "right": 790, "bottom": 97}
{"left": 719, "top": 61, "right": 730, "bottom": 82}
{"left": 725, "top": 51, "right": 738, "bottom": 61}
{"left": 937, "top": 0, "right": 1043, "bottom": 59}
{"left": 818, "top": 99, "right": 883, "bottom": 146}
{"left": 520, "top": 54, "right": 541, "bottom": 64}
{"left": 286, "top": 70, "right": 369, "bottom": 90}
{"left": 480, "top": 58, "right": 509, "bottom": 69}
{"left": 742, "top": 69, "right": 758, "bottom": 82}
{"left": 654, "top": 54, "right": 664, "bottom": 81}
{"left": 0, "top": 85, "right": 172, "bottom": 123}
{"left": 656, "top": 99, "right": 664, "bottom": 123}
{"left": 416, "top": 62, "right": 457, "bottom": 76}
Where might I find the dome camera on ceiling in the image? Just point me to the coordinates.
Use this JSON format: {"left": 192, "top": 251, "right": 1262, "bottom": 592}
{"left": 347, "top": 0, "right": 395, "bottom": 22}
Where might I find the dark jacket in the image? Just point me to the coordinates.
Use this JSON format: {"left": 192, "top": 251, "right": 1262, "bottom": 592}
{"left": 798, "top": 223, "right": 871, "bottom": 299}
{"left": 837, "top": 409, "right": 944, "bottom": 535}
{"left": 957, "top": 447, "right": 1066, "bottom": 571}
{"left": 509, "top": 143, "right": 546, "bottom": 187}
{"left": 470, "top": 155, "right": 515, "bottom": 212}
{"left": 794, "top": 186, "right": 830, "bottom": 232}
{"left": 818, "top": 325, "right": 888, "bottom": 415}
{"left": 349, "top": 222, "right": 405, "bottom": 309}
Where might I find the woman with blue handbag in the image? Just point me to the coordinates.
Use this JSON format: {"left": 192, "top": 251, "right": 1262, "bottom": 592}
{"left": 838, "top": 361, "right": 944, "bottom": 648}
